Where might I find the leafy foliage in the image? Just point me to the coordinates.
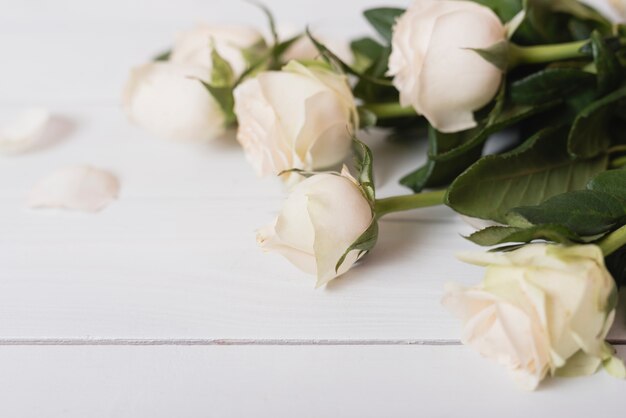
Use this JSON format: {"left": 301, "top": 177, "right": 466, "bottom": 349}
{"left": 362, "top": 8, "right": 405, "bottom": 43}
{"left": 508, "top": 190, "right": 626, "bottom": 235}
{"left": 153, "top": 49, "right": 171, "bottom": 61}
{"left": 590, "top": 31, "right": 621, "bottom": 95}
{"left": 467, "top": 169, "right": 626, "bottom": 248}
{"left": 400, "top": 126, "right": 483, "bottom": 193}
{"left": 336, "top": 138, "right": 379, "bottom": 273}
{"left": 510, "top": 68, "right": 596, "bottom": 105}
{"left": 471, "top": 0, "right": 522, "bottom": 22}
{"left": 352, "top": 138, "right": 376, "bottom": 202}
{"left": 568, "top": 85, "right": 626, "bottom": 158}
{"left": 467, "top": 224, "right": 582, "bottom": 246}
{"left": 519, "top": 0, "right": 611, "bottom": 43}
{"left": 446, "top": 125, "right": 608, "bottom": 223}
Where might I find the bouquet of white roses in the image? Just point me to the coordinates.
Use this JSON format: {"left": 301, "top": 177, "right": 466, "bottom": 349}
{"left": 124, "top": 0, "right": 626, "bottom": 390}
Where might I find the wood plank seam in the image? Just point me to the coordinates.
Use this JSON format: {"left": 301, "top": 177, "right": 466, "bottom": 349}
{"left": 0, "top": 338, "right": 623, "bottom": 346}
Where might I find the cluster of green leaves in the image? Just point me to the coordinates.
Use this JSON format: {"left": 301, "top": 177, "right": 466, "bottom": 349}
{"left": 474, "top": 0, "right": 611, "bottom": 44}
{"left": 392, "top": 1, "right": 626, "bottom": 269}
{"left": 309, "top": 8, "right": 410, "bottom": 129}
{"left": 466, "top": 169, "right": 626, "bottom": 245}
{"left": 399, "top": 0, "right": 626, "bottom": 194}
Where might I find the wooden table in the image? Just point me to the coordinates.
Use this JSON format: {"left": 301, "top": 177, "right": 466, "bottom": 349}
{"left": 1, "top": 0, "right": 625, "bottom": 416}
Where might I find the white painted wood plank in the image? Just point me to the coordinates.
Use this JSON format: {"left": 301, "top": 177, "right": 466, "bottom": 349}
{"left": 0, "top": 344, "right": 623, "bottom": 418}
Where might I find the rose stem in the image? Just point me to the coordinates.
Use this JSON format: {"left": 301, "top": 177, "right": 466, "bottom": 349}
{"left": 598, "top": 224, "right": 626, "bottom": 256}
{"left": 509, "top": 40, "right": 589, "bottom": 66}
{"left": 374, "top": 189, "right": 446, "bottom": 219}
{"left": 360, "top": 103, "right": 417, "bottom": 119}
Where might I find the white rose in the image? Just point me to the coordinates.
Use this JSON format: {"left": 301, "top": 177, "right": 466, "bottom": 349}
{"left": 443, "top": 244, "right": 623, "bottom": 390}
{"left": 283, "top": 36, "right": 353, "bottom": 65}
{"left": 257, "top": 168, "right": 374, "bottom": 287}
{"left": 233, "top": 61, "right": 358, "bottom": 178}
{"left": 388, "top": 0, "right": 506, "bottom": 133}
{"left": 123, "top": 62, "right": 226, "bottom": 141}
{"left": 170, "top": 24, "right": 264, "bottom": 76}
{"left": 274, "top": 24, "right": 353, "bottom": 65}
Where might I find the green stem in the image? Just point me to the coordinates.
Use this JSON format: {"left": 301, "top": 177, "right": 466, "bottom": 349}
{"left": 374, "top": 189, "right": 446, "bottom": 218}
{"left": 509, "top": 40, "right": 589, "bottom": 67}
{"left": 608, "top": 145, "right": 626, "bottom": 154}
{"left": 598, "top": 225, "right": 626, "bottom": 256}
{"left": 360, "top": 103, "right": 417, "bottom": 119}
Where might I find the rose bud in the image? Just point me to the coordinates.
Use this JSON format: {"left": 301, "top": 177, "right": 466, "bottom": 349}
{"left": 123, "top": 62, "right": 226, "bottom": 141}
{"left": 257, "top": 168, "right": 375, "bottom": 287}
{"left": 388, "top": 0, "right": 506, "bottom": 133}
{"left": 170, "top": 24, "right": 265, "bottom": 77}
{"left": 233, "top": 61, "right": 358, "bottom": 179}
{"left": 443, "top": 244, "right": 625, "bottom": 390}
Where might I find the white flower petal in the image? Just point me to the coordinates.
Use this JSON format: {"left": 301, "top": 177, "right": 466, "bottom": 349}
{"left": 306, "top": 175, "right": 373, "bottom": 285}
{"left": 0, "top": 108, "right": 50, "bottom": 154}
{"left": 28, "top": 165, "right": 119, "bottom": 212}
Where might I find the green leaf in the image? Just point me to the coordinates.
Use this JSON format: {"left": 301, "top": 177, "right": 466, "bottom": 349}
{"left": 588, "top": 169, "right": 626, "bottom": 202}
{"left": 335, "top": 221, "right": 378, "bottom": 273}
{"left": 306, "top": 28, "right": 393, "bottom": 87}
{"left": 568, "top": 85, "right": 626, "bottom": 158}
{"left": 590, "top": 31, "right": 621, "bottom": 95}
{"left": 199, "top": 82, "right": 236, "bottom": 125}
{"left": 471, "top": 41, "right": 510, "bottom": 71}
{"left": 351, "top": 37, "right": 384, "bottom": 60}
{"left": 467, "top": 224, "right": 581, "bottom": 246}
{"left": 446, "top": 125, "right": 608, "bottom": 223}
{"left": 357, "top": 107, "right": 378, "bottom": 129}
{"left": 508, "top": 190, "right": 626, "bottom": 235}
{"left": 510, "top": 68, "right": 596, "bottom": 105}
{"left": 523, "top": 0, "right": 611, "bottom": 42}
{"left": 351, "top": 37, "right": 385, "bottom": 72}
{"left": 471, "top": 0, "right": 523, "bottom": 21}
{"left": 431, "top": 99, "right": 558, "bottom": 162}
{"left": 210, "top": 48, "right": 235, "bottom": 87}
{"left": 246, "top": 0, "right": 278, "bottom": 46}
{"left": 153, "top": 49, "right": 171, "bottom": 61}
{"left": 273, "top": 35, "right": 301, "bottom": 60}
{"left": 400, "top": 126, "right": 483, "bottom": 192}
{"left": 352, "top": 138, "right": 375, "bottom": 202}
{"left": 352, "top": 46, "right": 397, "bottom": 103}
{"left": 277, "top": 168, "right": 312, "bottom": 178}
{"left": 363, "top": 8, "right": 405, "bottom": 43}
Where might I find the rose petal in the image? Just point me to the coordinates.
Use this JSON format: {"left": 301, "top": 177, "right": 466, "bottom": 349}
{"left": 0, "top": 108, "right": 50, "bottom": 154}
{"left": 28, "top": 165, "right": 119, "bottom": 212}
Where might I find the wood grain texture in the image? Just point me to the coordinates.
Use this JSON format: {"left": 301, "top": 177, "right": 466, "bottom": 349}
{"left": 0, "top": 345, "right": 624, "bottom": 418}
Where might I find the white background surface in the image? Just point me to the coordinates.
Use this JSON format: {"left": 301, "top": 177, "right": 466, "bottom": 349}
{"left": 0, "top": 0, "right": 625, "bottom": 416}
